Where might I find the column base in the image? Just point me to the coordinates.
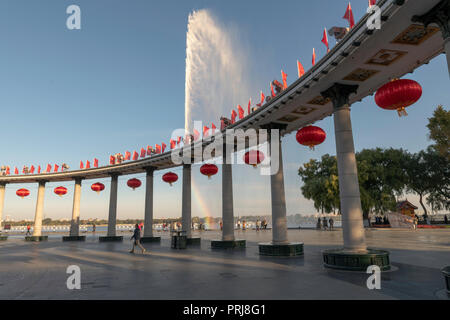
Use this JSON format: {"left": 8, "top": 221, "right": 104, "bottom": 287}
{"left": 187, "top": 237, "right": 201, "bottom": 245}
{"left": 0, "top": 236, "right": 8, "bottom": 241}
{"left": 322, "top": 248, "right": 390, "bottom": 271}
{"left": 211, "top": 239, "right": 246, "bottom": 249}
{"left": 62, "top": 235, "right": 86, "bottom": 241}
{"left": 99, "top": 236, "right": 123, "bottom": 242}
{"left": 25, "top": 236, "right": 48, "bottom": 242}
{"left": 258, "top": 242, "right": 304, "bottom": 256}
{"left": 140, "top": 236, "right": 161, "bottom": 243}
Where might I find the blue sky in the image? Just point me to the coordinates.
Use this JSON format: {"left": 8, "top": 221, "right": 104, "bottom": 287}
{"left": 1, "top": 0, "right": 448, "bottom": 221}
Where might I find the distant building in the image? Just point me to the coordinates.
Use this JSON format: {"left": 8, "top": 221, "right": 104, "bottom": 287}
{"left": 396, "top": 200, "right": 418, "bottom": 217}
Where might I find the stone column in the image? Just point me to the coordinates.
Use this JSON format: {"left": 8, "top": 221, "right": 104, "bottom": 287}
{"left": 141, "top": 167, "right": 160, "bottom": 243}
{"left": 0, "top": 183, "right": 5, "bottom": 231}
{"left": 181, "top": 164, "right": 192, "bottom": 238}
{"left": 107, "top": 174, "right": 119, "bottom": 237}
{"left": 32, "top": 181, "right": 46, "bottom": 238}
{"left": 222, "top": 160, "right": 235, "bottom": 242}
{"left": 412, "top": 0, "right": 450, "bottom": 77}
{"left": 69, "top": 178, "right": 82, "bottom": 237}
{"left": 270, "top": 131, "right": 288, "bottom": 245}
{"left": 322, "top": 83, "right": 366, "bottom": 252}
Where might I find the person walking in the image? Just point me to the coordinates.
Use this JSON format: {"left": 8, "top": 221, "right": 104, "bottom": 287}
{"left": 262, "top": 218, "right": 267, "bottom": 230}
{"left": 322, "top": 217, "right": 328, "bottom": 231}
{"left": 317, "top": 218, "right": 321, "bottom": 230}
{"left": 130, "top": 224, "right": 146, "bottom": 254}
{"left": 26, "top": 225, "right": 31, "bottom": 236}
{"left": 329, "top": 217, "right": 334, "bottom": 230}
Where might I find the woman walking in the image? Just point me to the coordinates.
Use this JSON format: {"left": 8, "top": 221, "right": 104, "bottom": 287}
{"left": 130, "top": 224, "right": 146, "bottom": 254}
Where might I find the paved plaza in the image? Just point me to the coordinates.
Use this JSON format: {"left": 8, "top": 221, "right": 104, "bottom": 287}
{"left": 0, "top": 228, "right": 449, "bottom": 300}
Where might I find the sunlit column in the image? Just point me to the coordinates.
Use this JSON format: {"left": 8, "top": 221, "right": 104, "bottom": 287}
{"left": 107, "top": 174, "right": 119, "bottom": 237}
{"left": 32, "top": 181, "right": 46, "bottom": 237}
{"left": 69, "top": 178, "right": 82, "bottom": 236}
{"left": 0, "top": 183, "right": 5, "bottom": 231}
{"left": 143, "top": 167, "right": 154, "bottom": 237}
{"left": 181, "top": 164, "right": 192, "bottom": 238}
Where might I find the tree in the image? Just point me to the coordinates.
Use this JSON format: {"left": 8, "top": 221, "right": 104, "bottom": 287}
{"left": 427, "top": 105, "right": 450, "bottom": 160}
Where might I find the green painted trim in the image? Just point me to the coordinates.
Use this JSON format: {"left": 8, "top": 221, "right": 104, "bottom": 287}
{"left": 187, "top": 237, "right": 201, "bottom": 245}
{"left": 323, "top": 248, "right": 391, "bottom": 271}
{"left": 211, "top": 239, "right": 246, "bottom": 249}
{"left": 0, "top": 236, "right": 8, "bottom": 241}
{"left": 258, "top": 242, "right": 304, "bottom": 256}
{"left": 99, "top": 236, "right": 123, "bottom": 242}
{"left": 25, "top": 236, "right": 48, "bottom": 242}
{"left": 62, "top": 236, "right": 86, "bottom": 241}
{"left": 140, "top": 236, "right": 161, "bottom": 243}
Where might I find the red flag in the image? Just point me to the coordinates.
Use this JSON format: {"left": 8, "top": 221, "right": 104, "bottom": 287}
{"left": 256, "top": 91, "right": 265, "bottom": 107}
{"left": 203, "top": 126, "right": 209, "bottom": 137}
{"left": 30, "top": 165, "right": 35, "bottom": 174}
{"left": 94, "top": 158, "right": 99, "bottom": 168}
{"left": 270, "top": 82, "right": 276, "bottom": 97}
{"left": 211, "top": 123, "right": 216, "bottom": 134}
{"left": 281, "top": 70, "right": 288, "bottom": 90}
{"left": 124, "top": 151, "right": 131, "bottom": 160}
{"left": 343, "top": 3, "right": 355, "bottom": 29}
{"left": 14, "top": 167, "right": 19, "bottom": 175}
{"left": 297, "top": 60, "right": 305, "bottom": 78}
{"left": 146, "top": 146, "right": 152, "bottom": 156}
{"left": 369, "top": 0, "right": 376, "bottom": 7}
{"left": 80, "top": 160, "right": 85, "bottom": 169}
{"left": 247, "top": 99, "right": 252, "bottom": 115}
{"left": 54, "top": 164, "right": 59, "bottom": 172}
{"left": 109, "top": 156, "right": 115, "bottom": 165}
{"left": 140, "top": 147, "right": 146, "bottom": 158}
{"left": 6, "top": 166, "right": 10, "bottom": 175}
{"left": 155, "top": 145, "right": 161, "bottom": 154}
{"left": 193, "top": 129, "right": 200, "bottom": 141}
{"left": 37, "top": 165, "right": 41, "bottom": 174}
{"left": 177, "top": 137, "right": 182, "bottom": 145}
{"left": 85, "top": 161, "right": 90, "bottom": 169}
{"left": 237, "top": 105, "right": 244, "bottom": 119}
{"left": 46, "top": 164, "right": 51, "bottom": 173}
{"left": 22, "top": 166, "right": 26, "bottom": 174}
{"left": 312, "top": 48, "right": 316, "bottom": 66}
{"left": 170, "top": 139, "right": 176, "bottom": 149}
{"left": 231, "top": 110, "right": 237, "bottom": 124}
{"left": 220, "top": 119, "right": 225, "bottom": 131}
{"left": 321, "top": 28, "right": 329, "bottom": 52}
{"left": 132, "top": 150, "right": 139, "bottom": 160}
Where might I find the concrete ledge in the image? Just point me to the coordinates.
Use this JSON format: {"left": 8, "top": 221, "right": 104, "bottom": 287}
{"left": 0, "top": 236, "right": 8, "bottom": 241}
{"left": 140, "top": 236, "right": 161, "bottom": 243}
{"left": 258, "top": 242, "right": 304, "bottom": 256}
{"left": 211, "top": 239, "right": 246, "bottom": 249}
{"left": 323, "top": 248, "right": 390, "bottom": 271}
{"left": 62, "top": 235, "right": 86, "bottom": 241}
{"left": 99, "top": 236, "right": 123, "bottom": 242}
{"left": 25, "top": 236, "right": 48, "bottom": 242}
{"left": 187, "top": 237, "right": 201, "bottom": 245}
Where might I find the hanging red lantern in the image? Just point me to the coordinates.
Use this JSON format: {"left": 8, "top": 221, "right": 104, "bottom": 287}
{"left": 296, "top": 126, "right": 326, "bottom": 150}
{"left": 54, "top": 186, "right": 68, "bottom": 197}
{"left": 162, "top": 172, "right": 178, "bottom": 186}
{"left": 200, "top": 164, "right": 218, "bottom": 179}
{"left": 16, "top": 188, "right": 30, "bottom": 199}
{"left": 244, "top": 150, "right": 265, "bottom": 168}
{"left": 127, "top": 178, "right": 142, "bottom": 191}
{"left": 91, "top": 182, "right": 105, "bottom": 194}
{"left": 375, "top": 79, "right": 422, "bottom": 117}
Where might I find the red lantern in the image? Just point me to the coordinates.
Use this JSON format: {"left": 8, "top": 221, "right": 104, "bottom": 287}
{"left": 162, "top": 172, "right": 178, "bottom": 186}
{"left": 54, "top": 186, "right": 68, "bottom": 197}
{"left": 127, "top": 178, "right": 142, "bottom": 191}
{"left": 296, "top": 126, "right": 326, "bottom": 150}
{"left": 375, "top": 79, "right": 422, "bottom": 117}
{"left": 200, "top": 164, "right": 218, "bottom": 179}
{"left": 244, "top": 150, "right": 265, "bottom": 168}
{"left": 16, "top": 188, "right": 30, "bottom": 199}
{"left": 91, "top": 182, "right": 105, "bottom": 194}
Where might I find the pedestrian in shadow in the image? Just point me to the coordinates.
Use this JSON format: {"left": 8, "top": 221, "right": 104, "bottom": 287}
{"left": 130, "top": 224, "right": 146, "bottom": 254}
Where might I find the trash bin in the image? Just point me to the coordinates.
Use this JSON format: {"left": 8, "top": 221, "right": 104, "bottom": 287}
{"left": 442, "top": 266, "right": 450, "bottom": 294}
{"left": 171, "top": 230, "right": 187, "bottom": 249}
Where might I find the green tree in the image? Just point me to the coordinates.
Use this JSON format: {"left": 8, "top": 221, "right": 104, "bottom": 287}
{"left": 427, "top": 105, "right": 450, "bottom": 160}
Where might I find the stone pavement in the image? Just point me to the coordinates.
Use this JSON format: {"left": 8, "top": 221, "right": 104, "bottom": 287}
{"left": 0, "top": 228, "right": 449, "bottom": 300}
